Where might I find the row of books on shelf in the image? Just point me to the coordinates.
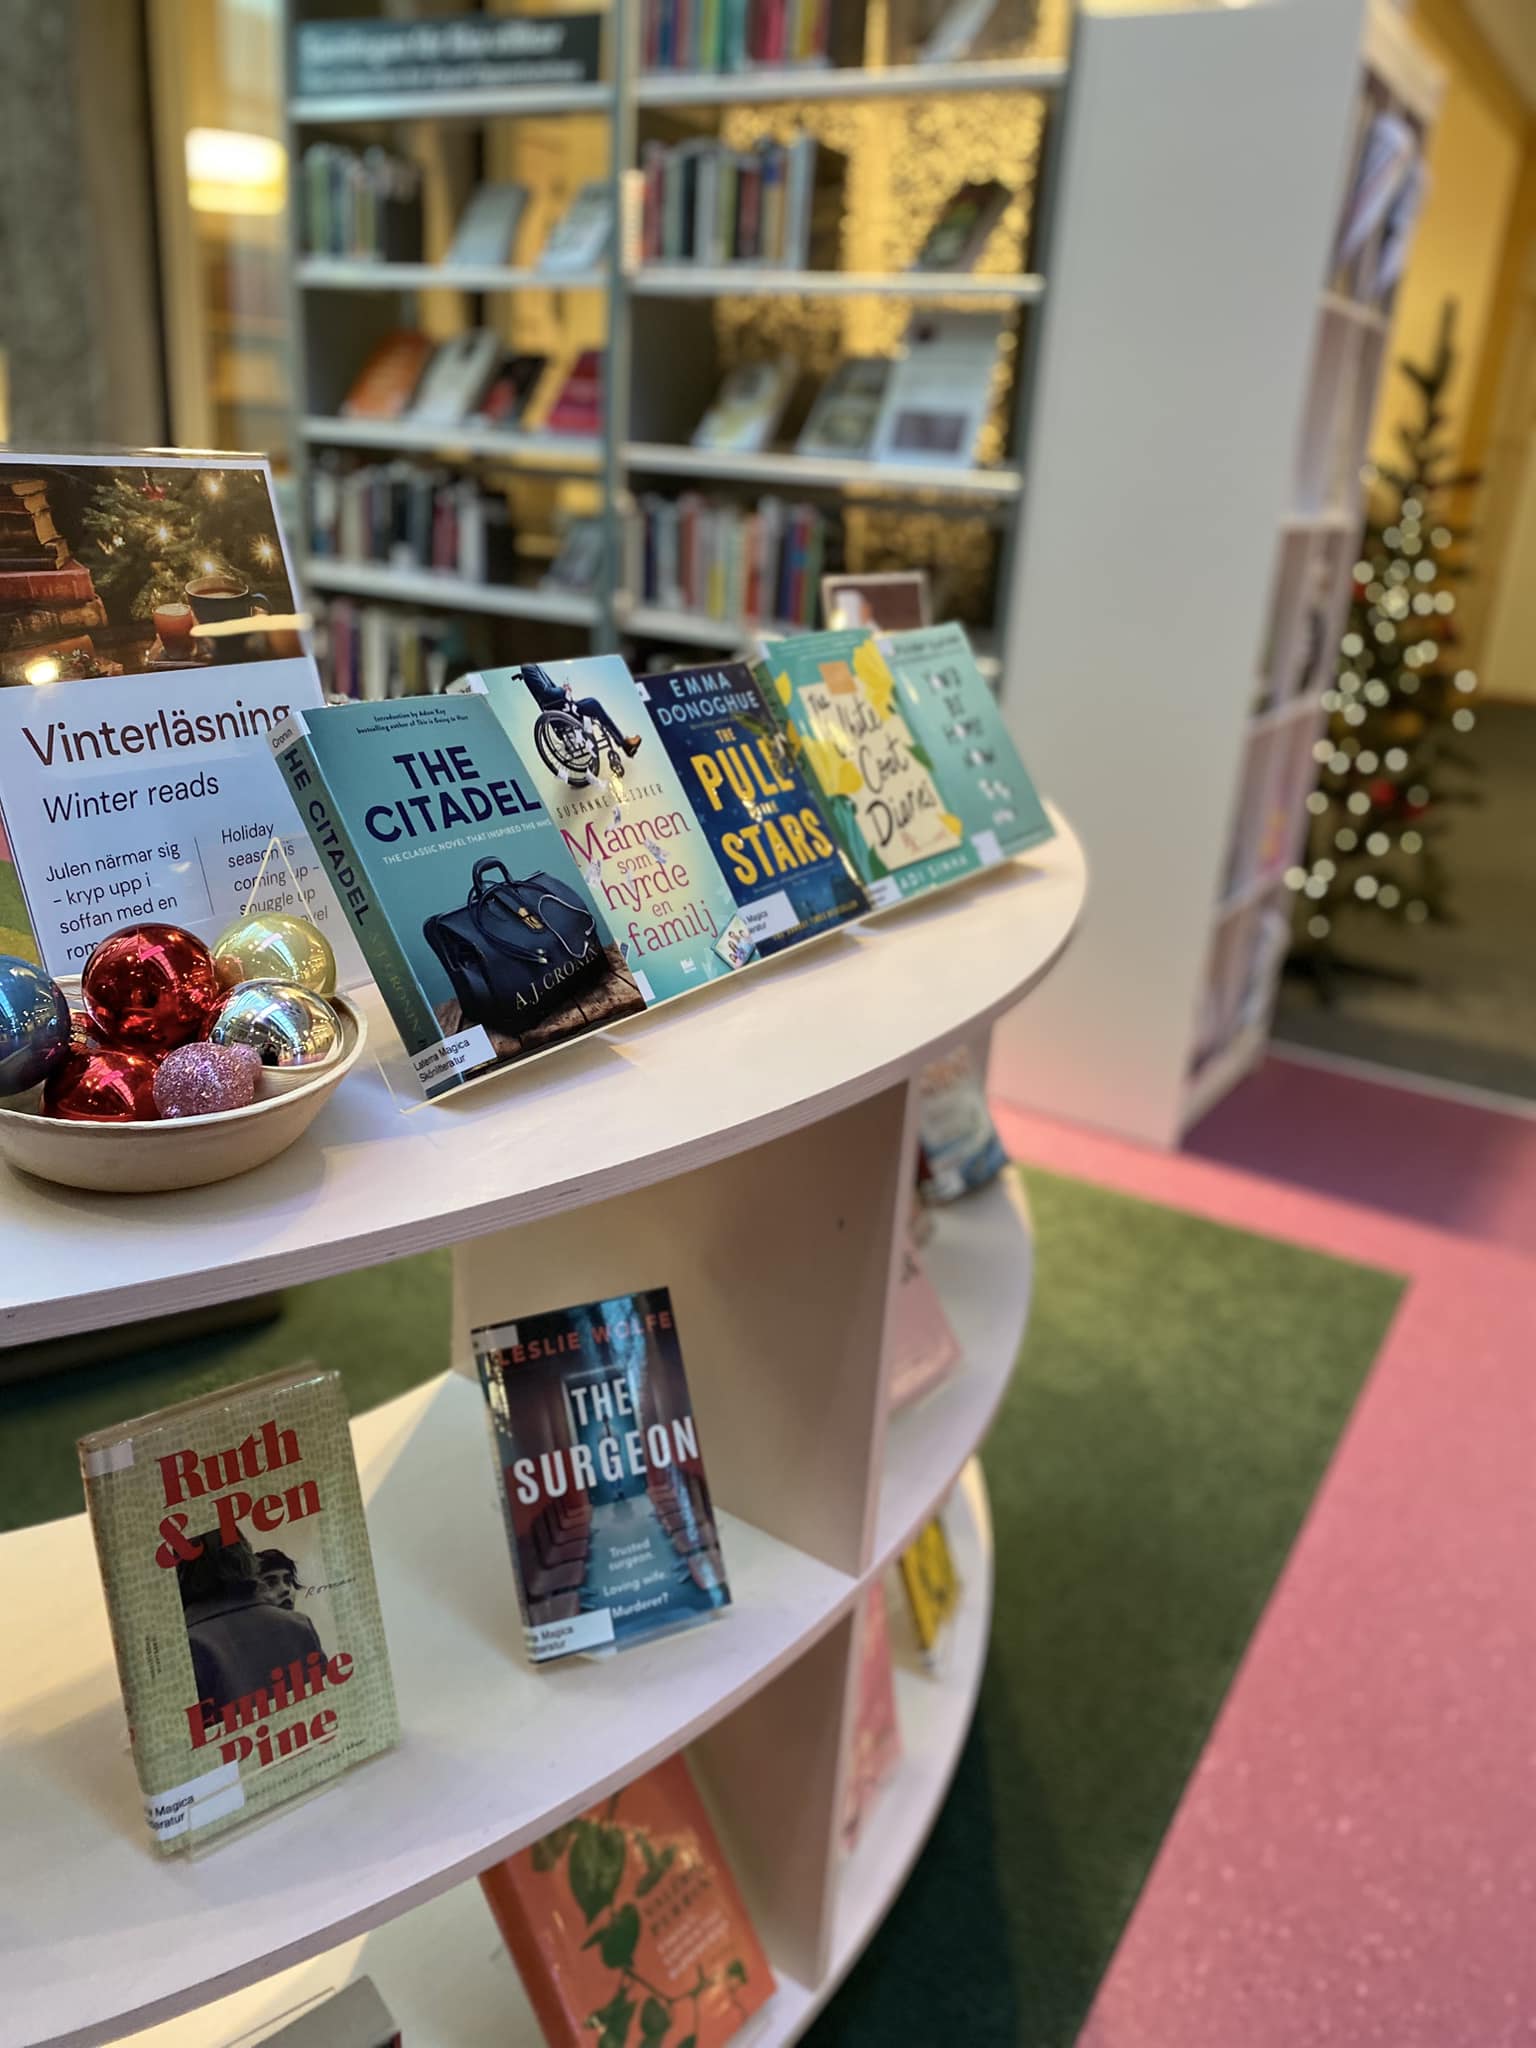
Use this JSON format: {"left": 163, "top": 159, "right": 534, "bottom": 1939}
{"left": 1330, "top": 96, "right": 1425, "bottom": 307}
{"left": 639, "top": 0, "right": 1010, "bottom": 73}
{"left": 627, "top": 491, "right": 830, "bottom": 627}
{"left": 638, "top": 142, "right": 1013, "bottom": 277}
{"left": 1195, "top": 899, "right": 1289, "bottom": 1073}
{"left": 309, "top": 458, "right": 518, "bottom": 584}
{"left": 641, "top": 0, "right": 833, "bottom": 73}
{"left": 342, "top": 329, "right": 603, "bottom": 436}
{"left": 308, "top": 164, "right": 612, "bottom": 273}
{"left": 280, "top": 624, "right": 1046, "bottom": 1097}
{"left": 694, "top": 314, "right": 1003, "bottom": 466}
{"left": 638, "top": 131, "right": 842, "bottom": 268}
{"left": 329, "top": 310, "right": 1005, "bottom": 471}
{"left": 80, "top": 1237, "right": 968, "bottom": 2036}
{"left": 322, "top": 599, "right": 472, "bottom": 700}
{"left": 301, "top": 143, "right": 423, "bottom": 263}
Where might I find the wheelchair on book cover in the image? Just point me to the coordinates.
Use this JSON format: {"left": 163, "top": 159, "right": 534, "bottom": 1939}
{"left": 533, "top": 701, "right": 627, "bottom": 789}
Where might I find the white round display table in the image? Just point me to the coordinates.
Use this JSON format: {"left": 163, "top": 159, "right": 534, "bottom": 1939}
{"left": 1, "top": 824, "right": 1084, "bottom": 2048}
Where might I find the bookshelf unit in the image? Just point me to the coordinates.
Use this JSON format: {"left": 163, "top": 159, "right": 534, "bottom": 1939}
{"left": 281, "top": 2, "right": 1074, "bottom": 695}
{"left": 989, "top": 0, "right": 1441, "bottom": 1149}
{"left": 0, "top": 833, "right": 1086, "bottom": 2048}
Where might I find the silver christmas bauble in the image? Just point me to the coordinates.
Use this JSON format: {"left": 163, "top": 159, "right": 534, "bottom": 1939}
{"left": 207, "top": 979, "right": 342, "bottom": 1070}
{"left": 0, "top": 954, "right": 71, "bottom": 1099}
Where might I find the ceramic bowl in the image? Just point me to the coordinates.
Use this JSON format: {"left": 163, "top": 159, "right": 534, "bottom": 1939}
{"left": 0, "top": 996, "right": 365, "bottom": 1195}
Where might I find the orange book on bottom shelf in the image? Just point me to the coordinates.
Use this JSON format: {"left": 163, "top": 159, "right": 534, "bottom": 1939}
{"left": 479, "top": 1753, "right": 776, "bottom": 2047}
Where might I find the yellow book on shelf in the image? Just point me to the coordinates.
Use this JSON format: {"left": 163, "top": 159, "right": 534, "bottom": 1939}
{"left": 898, "top": 1512, "right": 961, "bottom": 1658}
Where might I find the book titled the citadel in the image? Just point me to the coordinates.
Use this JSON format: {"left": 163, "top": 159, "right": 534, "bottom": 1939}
{"left": 465, "top": 657, "right": 755, "bottom": 1001}
{"left": 473, "top": 1286, "right": 731, "bottom": 1665}
{"left": 639, "top": 661, "right": 867, "bottom": 956}
{"left": 77, "top": 1365, "right": 397, "bottom": 1856}
{"left": 764, "top": 627, "right": 980, "bottom": 908}
{"left": 270, "top": 692, "right": 645, "bottom": 1098}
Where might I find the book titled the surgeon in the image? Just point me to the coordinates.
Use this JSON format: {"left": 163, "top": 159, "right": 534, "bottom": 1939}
{"left": 465, "top": 657, "right": 755, "bottom": 1001}
{"left": 639, "top": 661, "right": 867, "bottom": 955}
{"left": 473, "top": 1287, "right": 731, "bottom": 1665}
{"left": 763, "top": 627, "right": 980, "bottom": 908}
{"left": 270, "top": 693, "right": 645, "bottom": 1097}
{"left": 77, "top": 1365, "right": 397, "bottom": 1856}
{"left": 879, "top": 621, "right": 1055, "bottom": 862}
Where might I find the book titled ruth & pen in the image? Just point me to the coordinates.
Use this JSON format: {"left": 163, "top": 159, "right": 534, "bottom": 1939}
{"left": 474, "top": 1286, "right": 730, "bottom": 1665}
{"left": 77, "top": 1364, "right": 397, "bottom": 1855}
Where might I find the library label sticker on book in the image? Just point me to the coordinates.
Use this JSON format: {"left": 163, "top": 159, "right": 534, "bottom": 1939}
{"left": 144, "top": 1759, "right": 245, "bottom": 1844}
{"left": 527, "top": 1609, "right": 616, "bottom": 1661}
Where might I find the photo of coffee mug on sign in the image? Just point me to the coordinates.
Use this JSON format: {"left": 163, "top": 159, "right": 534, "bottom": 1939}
{"left": 0, "top": 456, "right": 298, "bottom": 685}
{"left": 184, "top": 572, "right": 273, "bottom": 662}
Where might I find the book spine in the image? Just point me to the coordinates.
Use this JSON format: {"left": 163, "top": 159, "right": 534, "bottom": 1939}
{"left": 270, "top": 720, "right": 451, "bottom": 1079}
{"left": 0, "top": 565, "right": 93, "bottom": 603}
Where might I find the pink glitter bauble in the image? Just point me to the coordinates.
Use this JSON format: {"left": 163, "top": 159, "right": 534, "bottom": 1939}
{"left": 152, "top": 1041, "right": 259, "bottom": 1120}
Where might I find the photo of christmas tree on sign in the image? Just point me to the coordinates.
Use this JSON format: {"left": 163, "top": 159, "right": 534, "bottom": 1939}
{"left": 0, "top": 457, "right": 298, "bottom": 685}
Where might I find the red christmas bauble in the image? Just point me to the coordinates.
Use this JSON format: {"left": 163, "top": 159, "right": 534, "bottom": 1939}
{"left": 43, "top": 1046, "right": 160, "bottom": 1122}
{"left": 82, "top": 924, "right": 221, "bottom": 1051}
{"left": 68, "top": 1007, "right": 100, "bottom": 1053}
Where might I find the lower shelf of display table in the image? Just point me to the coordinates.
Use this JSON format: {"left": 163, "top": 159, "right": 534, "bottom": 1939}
{"left": 126, "top": 1463, "right": 994, "bottom": 2048}
{"left": 5, "top": 1173, "right": 1030, "bottom": 2048}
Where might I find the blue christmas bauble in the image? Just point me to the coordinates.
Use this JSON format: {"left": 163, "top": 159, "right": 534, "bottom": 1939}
{"left": 0, "top": 955, "right": 71, "bottom": 1098}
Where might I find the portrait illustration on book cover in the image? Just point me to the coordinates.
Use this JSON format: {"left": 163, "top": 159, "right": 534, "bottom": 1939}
{"left": 78, "top": 1363, "right": 397, "bottom": 1854}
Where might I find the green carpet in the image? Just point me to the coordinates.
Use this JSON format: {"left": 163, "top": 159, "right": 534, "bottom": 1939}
{"left": 0, "top": 1165, "right": 1402, "bottom": 2046}
{"left": 807, "top": 1168, "right": 1403, "bottom": 2046}
{"left": 0, "top": 1256, "right": 452, "bottom": 1532}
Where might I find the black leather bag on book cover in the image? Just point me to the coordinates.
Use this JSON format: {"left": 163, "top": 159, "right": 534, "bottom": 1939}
{"left": 423, "top": 857, "right": 604, "bottom": 1031}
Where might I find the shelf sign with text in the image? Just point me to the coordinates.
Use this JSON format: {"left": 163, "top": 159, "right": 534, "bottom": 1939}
{"left": 0, "top": 658, "right": 364, "bottom": 983}
{"left": 295, "top": 14, "right": 603, "bottom": 98}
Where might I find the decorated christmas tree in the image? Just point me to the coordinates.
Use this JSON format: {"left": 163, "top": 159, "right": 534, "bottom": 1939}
{"left": 78, "top": 467, "right": 289, "bottom": 618}
{"left": 1290, "top": 300, "right": 1480, "bottom": 981}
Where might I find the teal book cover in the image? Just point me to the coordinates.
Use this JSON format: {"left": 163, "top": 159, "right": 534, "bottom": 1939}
{"left": 271, "top": 695, "right": 645, "bottom": 1098}
{"left": 638, "top": 661, "right": 867, "bottom": 956}
{"left": 879, "top": 623, "right": 1055, "bottom": 861}
{"left": 468, "top": 657, "right": 754, "bottom": 1002}
{"left": 762, "top": 628, "right": 980, "bottom": 908}
{"left": 473, "top": 1286, "right": 730, "bottom": 1664}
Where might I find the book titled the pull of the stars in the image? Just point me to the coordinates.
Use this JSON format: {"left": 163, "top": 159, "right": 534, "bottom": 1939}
{"left": 77, "top": 1364, "right": 398, "bottom": 1855}
{"left": 473, "top": 1286, "right": 731, "bottom": 1665}
{"left": 638, "top": 660, "right": 867, "bottom": 956}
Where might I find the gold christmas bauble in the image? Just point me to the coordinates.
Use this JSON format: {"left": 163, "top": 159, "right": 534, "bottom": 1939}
{"left": 212, "top": 912, "right": 336, "bottom": 996}
{"left": 207, "top": 979, "right": 341, "bottom": 1069}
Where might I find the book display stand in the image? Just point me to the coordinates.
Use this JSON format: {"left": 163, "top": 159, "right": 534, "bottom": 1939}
{"left": 2, "top": 825, "right": 1084, "bottom": 2048}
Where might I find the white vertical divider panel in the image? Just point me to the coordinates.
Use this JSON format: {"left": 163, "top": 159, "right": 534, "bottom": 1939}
{"left": 691, "top": 1609, "right": 861, "bottom": 1990}
{"left": 989, "top": 0, "right": 1371, "bottom": 1146}
{"left": 451, "top": 1081, "right": 917, "bottom": 1576}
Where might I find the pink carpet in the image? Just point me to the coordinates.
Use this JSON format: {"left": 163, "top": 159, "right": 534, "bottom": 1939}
{"left": 993, "top": 1064, "right": 1536, "bottom": 2048}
